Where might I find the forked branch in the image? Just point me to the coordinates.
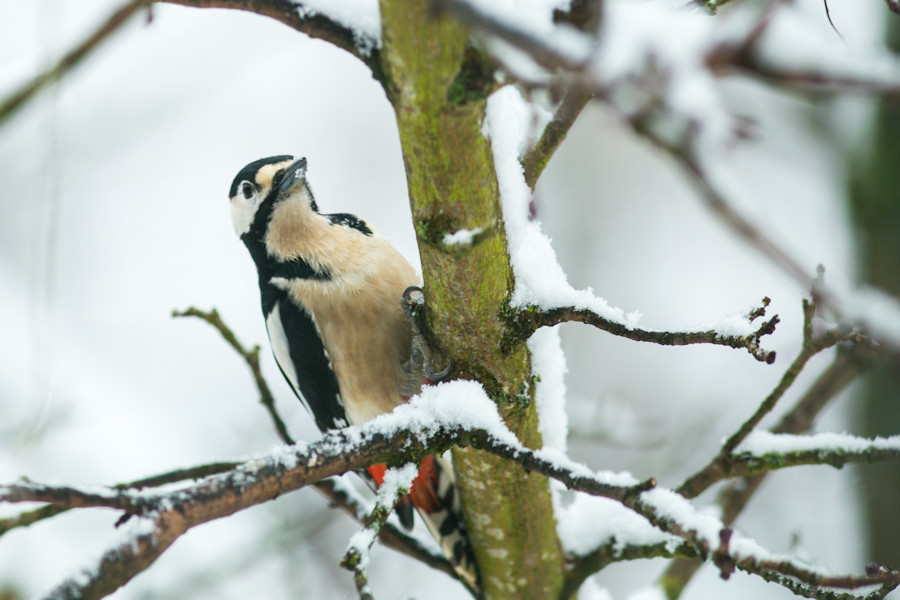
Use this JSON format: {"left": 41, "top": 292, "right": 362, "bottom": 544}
{"left": 503, "top": 297, "right": 778, "bottom": 363}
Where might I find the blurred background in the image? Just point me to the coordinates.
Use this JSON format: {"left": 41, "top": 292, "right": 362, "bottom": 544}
{"left": 0, "top": 0, "right": 894, "bottom": 598}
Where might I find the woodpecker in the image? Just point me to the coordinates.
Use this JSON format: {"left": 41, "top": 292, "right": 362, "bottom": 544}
{"left": 228, "top": 155, "right": 476, "bottom": 587}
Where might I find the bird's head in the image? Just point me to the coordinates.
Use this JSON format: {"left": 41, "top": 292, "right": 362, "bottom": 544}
{"left": 228, "top": 155, "right": 317, "bottom": 238}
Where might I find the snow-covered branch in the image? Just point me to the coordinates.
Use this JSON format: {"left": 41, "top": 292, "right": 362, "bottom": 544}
{"left": 504, "top": 297, "right": 778, "bottom": 363}
{"left": 731, "top": 431, "right": 900, "bottom": 474}
{"left": 658, "top": 345, "right": 874, "bottom": 598}
{"left": 341, "top": 464, "right": 420, "bottom": 600}
{"left": 679, "top": 297, "right": 860, "bottom": 497}
{"left": 0, "top": 0, "right": 387, "bottom": 128}
{"left": 3, "top": 375, "right": 894, "bottom": 599}
{"left": 521, "top": 89, "right": 592, "bottom": 190}
{"left": 173, "top": 306, "right": 459, "bottom": 582}
{"left": 436, "top": 0, "right": 900, "bottom": 355}
{"left": 157, "top": 0, "right": 378, "bottom": 60}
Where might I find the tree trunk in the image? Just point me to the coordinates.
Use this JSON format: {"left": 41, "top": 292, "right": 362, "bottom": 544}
{"left": 378, "top": 2, "right": 565, "bottom": 598}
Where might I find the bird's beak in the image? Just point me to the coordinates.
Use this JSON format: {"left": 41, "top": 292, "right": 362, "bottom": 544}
{"left": 277, "top": 157, "right": 307, "bottom": 197}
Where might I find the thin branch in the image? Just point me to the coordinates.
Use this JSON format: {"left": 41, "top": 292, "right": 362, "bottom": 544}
{"left": 1, "top": 0, "right": 388, "bottom": 128}
{"left": 173, "top": 307, "right": 293, "bottom": 444}
{"left": 7, "top": 397, "right": 898, "bottom": 599}
{"left": 726, "top": 437, "right": 900, "bottom": 476}
{"left": 659, "top": 346, "right": 872, "bottom": 599}
{"left": 172, "top": 306, "right": 459, "bottom": 583}
{"left": 0, "top": 0, "right": 150, "bottom": 126}
{"left": 156, "top": 0, "right": 388, "bottom": 86}
{"left": 0, "top": 504, "right": 68, "bottom": 537}
{"left": 504, "top": 297, "right": 778, "bottom": 363}
{"left": 118, "top": 461, "right": 241, "bottom": 489}
{"left": 341, "top": 466, "right": 417, "bottom": 600}
{"left": 677, "top": 299, "right": 855, "bottom": 498}
{"left": 563, "top": 539, "right": 700, "bottom": 598}
{"left": 521, "top": 89, "right": 592, "bottom": 189}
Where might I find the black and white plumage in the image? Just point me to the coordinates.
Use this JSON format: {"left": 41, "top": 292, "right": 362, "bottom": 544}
{"left": 227, "top": 156, "right": 476, "bottom": 588}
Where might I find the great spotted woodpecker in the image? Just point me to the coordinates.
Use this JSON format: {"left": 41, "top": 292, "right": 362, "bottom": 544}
{"left": 228, "top": 156, "right": 476, "bottom": 587}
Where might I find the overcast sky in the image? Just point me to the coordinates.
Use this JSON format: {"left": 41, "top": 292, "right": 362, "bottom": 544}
{"left": 0, "top": 1, "right": 884, "bottom": 598}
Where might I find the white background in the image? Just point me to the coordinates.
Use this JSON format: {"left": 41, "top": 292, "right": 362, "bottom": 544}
{"left": 0, "top": 1, "right": 885, "bottom": 598}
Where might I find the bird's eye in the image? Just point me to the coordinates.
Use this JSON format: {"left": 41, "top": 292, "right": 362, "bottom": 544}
{"left": 241, "top": 181, "right": 256, "bottom": 200}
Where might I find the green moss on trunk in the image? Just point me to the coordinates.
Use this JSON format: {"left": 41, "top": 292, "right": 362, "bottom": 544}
{"left": 378, "top": 2, "right": 565, "bottom": 598}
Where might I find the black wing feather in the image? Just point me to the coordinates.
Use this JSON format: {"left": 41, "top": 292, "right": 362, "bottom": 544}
{"left": 260, "top": 282, "right": 348, "bottom": 432}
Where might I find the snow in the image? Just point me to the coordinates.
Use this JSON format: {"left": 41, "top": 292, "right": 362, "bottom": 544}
{"left": 557, "top": 493, "right": 675, "bottom": 556}
{"left": 641, "top": 488, "right": 722, "bottom": 548}
{"left": 578, "top": 578, "right": 615, "bottom": 600}
{"left": 589, "top": 0, "right": 733, "bottom": 157}
{"left": 737, "top": 431, "right": 900, "bottom": 456}
{"left": 375, "top": 463, "right": 418, "bottom": 508}
{"left": 442, "top": 227, "right": 485, "bottom": 247}
{"left": 297, "top": 0, "right": 381, "bottom": 53}
{"left": 711, "top": 303, "right": 766, "bottom": 337}
{"left": 626, "top": 586, "right": 667, "bottom": 600}
{"left": 753, "top": 3, "right": 899, "bottom": 85}
{"left": 529, "top": 326, "right": 568, "bottom": 453}
{"left": 365, "top": 380, "right": 521, "bottom": 448}
{"left": 484, "top": 85, "right": 642, "bottom": 328}
{"left": 346, "top": 528, "right": 376, "bottom": 569}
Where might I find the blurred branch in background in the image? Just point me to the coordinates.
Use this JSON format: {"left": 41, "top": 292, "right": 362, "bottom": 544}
{"left": 0, "top": 0, "right": 384, "bottom": 129}
{"left": 171, "top": 306, "right": 461, "bottom": 584}
{"left": 7, "top": 404, "right": 900, "bottom": 600}
{"left": 0, "top": 0, "right": 150, "bottom": 126}
{"left": 659, "top": 344, "right": 876, "bottom": 599}
{"left": 431, "top": 0, "right": 900, "bottom": 358}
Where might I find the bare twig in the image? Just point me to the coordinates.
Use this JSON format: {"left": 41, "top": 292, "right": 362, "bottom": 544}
{"left": 341, "top": 466, "right": 417, "bottom": 600}
{"left": 659, "top": 346, "right": 872, "bottom": 599}
{"left": 521, "top": 89, "right": 592, "bottom": 189}
{"left": 504, "top": 297, "right": 778, "bottom": 363}
{"left": 156, "top": 0, "right": 373, "bottom": 59}
{"left": 6, "top": 399, "right": 897, "bottom": 599}
{"left": 173, "top": 307, "right": 293, "bottom": 444}
{"left": 563, "top": 539, "right": 700, "bottom": 598}
{"left": 172, "top": 306, "right": 462, "bottom": 584}
{"left": 1, "top": 0, "right": 389, "bottom": 129}
{"left": 0, "top": 0, "right": 150, "bottom": 126}
{"left": 677, "top": 298, "right": 856, "bottom": 498}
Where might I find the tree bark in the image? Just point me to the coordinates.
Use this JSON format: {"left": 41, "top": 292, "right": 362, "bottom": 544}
{"left": 378, "top": 2, "right": 565, "bottom": 598}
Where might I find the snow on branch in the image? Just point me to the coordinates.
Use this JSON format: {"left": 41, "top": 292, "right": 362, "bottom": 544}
{"left": 678, "top": 296, "right": 862, "bottom": 498}
{"left": 0, "top": 0, "right": 386, "bottom": 127}
{"left": 440, "top": 0, "right": 900, "bottom": 355}
{"left": 503, "top": 297, "right": 779, "bottom": 363}
{"left": 731, "top": 431, "right": 900, "bottom": 474}
{"left": 5, "top": 381, "right": 899, "bottom": 598}
{"left": 159, "top": 0, "right": 382, "bottom": 62}
{"left": 172, "top": 306, "right": 457, "bottom": 582}
{"left": 342, "top": 464, "right": 419, "bottom": 600}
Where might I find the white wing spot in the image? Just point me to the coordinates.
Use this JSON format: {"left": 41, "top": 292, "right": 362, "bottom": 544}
{"left": 266, "top": 304, "right": 307, "bottom": 411}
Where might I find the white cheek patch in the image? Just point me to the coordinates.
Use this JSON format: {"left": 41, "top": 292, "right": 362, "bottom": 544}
{"left": 230, "top": 196, "right": 259, "bottom": 237}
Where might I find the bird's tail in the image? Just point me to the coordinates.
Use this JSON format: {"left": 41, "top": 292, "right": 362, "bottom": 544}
{"left": 368, "top": 455, "right": 478, "bottom": 589}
